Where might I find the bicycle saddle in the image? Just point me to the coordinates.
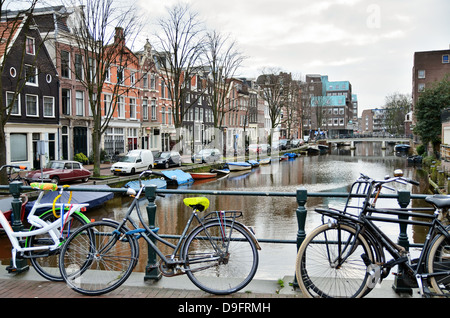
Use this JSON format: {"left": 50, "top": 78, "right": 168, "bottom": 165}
{"left": 425, "top": 195, "right": 450, "bottom": 208}
{"left": 30, "top": 183, "right": 58, "bottom": 191}
{"left": 183, "top": 197, "right": 210, "bottom": 212}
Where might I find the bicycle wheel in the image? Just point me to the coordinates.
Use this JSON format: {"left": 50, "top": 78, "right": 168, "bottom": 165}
{"left": 27, "top": 210, "right": 89, "bottom": 282}
{"left": 59, "top": 220, "right": 138, "bottom": 296}
{"left": 427, "top": 231, "right": 450, "bottom": 295}
{"left": 296, "top": 223, "right": 374, "bottom": 298}
{"left": 182, "top": 220, "right": 259, "bottom": 295}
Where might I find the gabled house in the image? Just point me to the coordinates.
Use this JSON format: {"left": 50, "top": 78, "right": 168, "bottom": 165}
{"left": 1, "top": 13, "right": 59, "bottom": 169}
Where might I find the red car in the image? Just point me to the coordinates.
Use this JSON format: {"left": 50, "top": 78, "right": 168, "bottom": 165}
{"left": 25, "top": 160, "right": 92, "bottom": 185}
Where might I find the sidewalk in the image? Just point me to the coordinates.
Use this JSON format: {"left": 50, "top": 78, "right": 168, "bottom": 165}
{"left": 0, "top": 265, "right": 420, "bottom": 299}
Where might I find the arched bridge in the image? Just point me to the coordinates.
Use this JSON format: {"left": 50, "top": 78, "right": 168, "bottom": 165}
{"left": 325, "top": 136, "right": 413, "bottom": 149}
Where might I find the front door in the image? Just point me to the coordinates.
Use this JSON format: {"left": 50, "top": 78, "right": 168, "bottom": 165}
{"left": 73, "top": 127, "right": 87, "bottom": 156}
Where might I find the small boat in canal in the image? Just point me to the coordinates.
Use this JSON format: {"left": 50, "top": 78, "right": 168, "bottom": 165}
{"left": 0, "top": 195, "right": 28, "bottom": 229}
{"left": 258, "top": 157, "right": 271, "bottom": 165}
{"left": 395, "top": 144, "right": 411, "bottom": 152}
{"left": 247, "top": 160, "right": 260, "bottom": 167}
{"left": 227, "top": 162, "right": 252, "bottom": 171}
{"left": 160, "top": 169, "right": 194, "bottom": 186}
{"left": 125, "top": 178, "right": 167, "bottom": 191}
{"left": 190, "top": 172, "right": 217, "bottom": 180}
{"left": 210, "top": 167, "right": 230, "bottom": 175}
{"left": 24, "top": 184, "right": 114, "bottom": 214}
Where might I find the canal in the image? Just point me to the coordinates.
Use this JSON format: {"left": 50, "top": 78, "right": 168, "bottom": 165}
{"left": 87, "top": 141, "right": 424, "bottom": 281}
{"left": 0, "top": 141, "right": 426, "bottom": 282}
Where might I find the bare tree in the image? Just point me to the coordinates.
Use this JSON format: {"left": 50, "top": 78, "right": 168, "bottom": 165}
{"left": 152, "top": 3, "right": 205, "bottom": 131}
{"left": 0, "top": 0, "right": 39, "bottom": 183}
{"left": 202, "top": 30, "right": 245, "bottom": 129}
{"left": 383, "top": 92, "right": 411, "bottom": 135}
{"left": 256, "top": 68, "right": 290, "bottom": 144}
{"left": 58, "top": 0, "right": 142, "bottom": 176}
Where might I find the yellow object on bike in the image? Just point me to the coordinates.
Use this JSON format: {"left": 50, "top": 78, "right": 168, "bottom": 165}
{"left": 183, "top": 197, "right": 209, "bottom": 211}
{"left": 30, "top": 183, "right": 58, "bottom": 191}
{"left": 52, "top": 185, "right": 72, "bottom": 218}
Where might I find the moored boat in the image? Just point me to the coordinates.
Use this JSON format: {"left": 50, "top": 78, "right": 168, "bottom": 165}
{"left": 258, "top": 157, "right": 271, "bottom": 165}
{"left": 191, "top": 172, "right": 217, "bottom": 180}
{"left": 227, "top": 162, "right": 252, "bottom": 171}
{"left": 161, "top": 170, "right": 194, "bottom": 185}
{"left": 125, "top": 178, "right": 167, "bottom": 191}
{"left": 210, "top": 167, "right": 230, "bottom": 175}
{"left": 25, "top": 184, "right": 114, "bottom": 214}
{"left": 246, "top": 160, "right": 260, "bottom": 167}
{"left": 395, "top": 144, "right": 411, "bottom": 152}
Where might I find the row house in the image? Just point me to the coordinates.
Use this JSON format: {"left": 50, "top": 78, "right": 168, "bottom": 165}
{"left": 3, "top": 6, "right": 279, "bottom": 167}
{"left": 1, "top": 13, "right": 59, "bottom": 169}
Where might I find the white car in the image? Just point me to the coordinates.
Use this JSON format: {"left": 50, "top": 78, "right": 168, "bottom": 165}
{"left": 111, "top": 150, "right": 154, "bottom": 175}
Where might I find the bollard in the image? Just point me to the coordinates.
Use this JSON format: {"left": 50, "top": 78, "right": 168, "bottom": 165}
{"left": 6, "top": 181, "right": 29, "bottom": 273}
{"left": 293, "top": 187, "right": 308, "bottom": 287}
{"left": 392, "top": 190, "right": 412, "bottom": 294}
{"left": 144, "top": 185, "right": 162, "bottom": 281}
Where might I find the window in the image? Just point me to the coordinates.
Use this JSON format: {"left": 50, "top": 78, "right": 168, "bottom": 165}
{"left": 25, "top": 65, "right": 38, "bottom": 86}
{"left": 418, "top": 83, "right": 425, "bottom": 92}
{"left": 61, "top": 89, "right": 71, "bottom": 115}
{"left": 43, "top": 96, "right": 55, "bottom": 117}
{"left": 26, "top": 37, "right": 35, "bottom": 55}
{"left": 103, "top": 94, "right": 112, "bottom": 116}
{"left": 150, "top": 74, "right": 156, "bottom": 89}
{"left": 418, "top": 70, "right": 425, "bottom": 78}
{"left": 142, "top": 74, "right": 148, "bottom": 89}
{"left": 10, "top": 133, "right": 27, "bottom": 162}
{"left": 6, "top": 92, "right": 20, "bottom": 115}
{"left": 75, "top": 54, "right": 83, "bottom": 80}
{"left": 76, "top": 91, "right": 84, "bottom": 116}
{"left": 25, "top": 94, "right": 38, "bottom": 116}
{"left": 61, "top": 51, "right": 70, "bottom": 78}
{"left": 129, "top": 98, "right": 136, "bottom": 119}
{"left": 142, "top": 98, "right": 148, "bottom": 120}
{"left": 117, "top": 67, "right": 124, "bottom": 84}
{"left": 105, "top": 67, "right": 111, "bottom": 82}
{"left": 118, "top": 96, "right": 125, "bottom": 118}
{"left": 443, "top": 55, "right": 449, "bottom": 64}
{"left": 151, "top": 99, "right": 156, "bottom": 120}
{"left": 161, "top": 106, "right": 166, "bottom": 124}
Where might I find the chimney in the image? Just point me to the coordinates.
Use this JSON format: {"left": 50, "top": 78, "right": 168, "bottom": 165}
{"left": 114, "top": 27, "right": 125, "bottom": 46}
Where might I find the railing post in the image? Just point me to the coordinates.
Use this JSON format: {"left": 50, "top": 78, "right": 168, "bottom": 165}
{"left": 392, "top": 189, "right": 412, "bottom": 294}
{"left": 144, "top": 185, "right": 162, "bottom": 281}
{"left": 6, "top": 181, "right": 29, "bottom": 273}
{"left": 293, "top": 187, "right": 308, "bottom": 287}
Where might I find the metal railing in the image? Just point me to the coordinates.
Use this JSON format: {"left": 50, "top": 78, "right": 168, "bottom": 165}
{"left": 0, "top": 181, "right": 431, "bottom": 292}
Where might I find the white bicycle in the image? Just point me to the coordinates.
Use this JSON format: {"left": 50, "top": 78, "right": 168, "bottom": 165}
{"left": 0, "top": 181, "right": 90, "bottom": 281}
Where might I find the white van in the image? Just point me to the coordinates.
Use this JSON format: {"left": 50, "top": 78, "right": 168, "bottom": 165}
{"left": 111, "top": 150, "right": 154, "bottom": 175}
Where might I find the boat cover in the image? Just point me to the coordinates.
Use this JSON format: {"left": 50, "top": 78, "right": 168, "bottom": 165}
{"left": 25, "top": 185, "right": 114, "bottom": 214}
{"left": 124, "top": 178, "right": 167, "bottom": 191}
{"left": 161, "top": 170, "right": 193, "bottom": 185}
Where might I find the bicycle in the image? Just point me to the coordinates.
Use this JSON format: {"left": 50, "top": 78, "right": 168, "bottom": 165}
{"left": 0, "top": 164, "right": 29, "bottom": 185}
{"left": 295, "top": 169, "right": 450, "bottom": 298}
{"left": 59, "top": 170, "right": 260, "bottom": 296}
{"left": 0, "top": 179, "right": 90, "bottom": 281}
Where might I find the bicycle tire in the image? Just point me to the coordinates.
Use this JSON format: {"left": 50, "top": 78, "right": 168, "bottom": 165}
{"left": 182, "top": 220, "right": 259, "bottom": 295}
{"left": 27, "top": 209, "right": 90, "bottom": 282}
{"left": 427, "top": 230, "right": 450, "bottom": 295}
{"left": 59, "top": 220, "right": 138, "bottom": 296}
{"left": 295, "top": 223, "right": 374, "bottom": 298}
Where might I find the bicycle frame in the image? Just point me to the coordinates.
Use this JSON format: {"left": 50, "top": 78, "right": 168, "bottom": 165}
{"left": 109, "top": 183, "right": 244, "bottom": 273}
{"left": 319, "top": 173, "right": 450, "bottom": 295}
{"left": 0, "top": 188, "right": 88, "bottom": 269}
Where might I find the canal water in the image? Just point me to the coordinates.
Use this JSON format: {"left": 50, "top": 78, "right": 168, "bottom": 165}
{"left": 0, "top": 141, "right": 427, "bottom": 282}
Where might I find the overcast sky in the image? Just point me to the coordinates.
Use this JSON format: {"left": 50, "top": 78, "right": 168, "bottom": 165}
{"left": 138, "top": 0, "right": 449, "bottom": 116}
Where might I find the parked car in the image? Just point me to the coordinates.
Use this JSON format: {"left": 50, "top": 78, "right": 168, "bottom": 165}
{"left": 247, "top": 144, "right": 271, "bottom": 155}
{"left": 279, "top": 139, "right": 291, "bottom": 150}
{"left": 291, "top": 139, "right": 304, "bottom": 148}
{"left": 154, "top": 151, "right": 182, "bottom": 169}
{"left": 25, "top": 160, "right": 92, "bottom": 184}
{"left": 111, "top": 149, "right": 154, "bottom": 175}
{"left": 191, "top": 149, "right": 222, "bottom": 163}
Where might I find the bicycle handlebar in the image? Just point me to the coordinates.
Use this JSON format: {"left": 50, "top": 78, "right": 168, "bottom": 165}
{"left": 358, "top": 170, "right": 419, "bottom": 187}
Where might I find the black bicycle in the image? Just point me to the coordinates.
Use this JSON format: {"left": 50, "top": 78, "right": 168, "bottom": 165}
{"left": 296, "top": 170, "right": 450, "bottom": 298}
{"left": 59, "top": 170, "right": 260, "bottom": 296}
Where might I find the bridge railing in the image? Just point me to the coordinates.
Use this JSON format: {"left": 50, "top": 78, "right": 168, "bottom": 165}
{"left": 0, "top": 182, "right": 430, "bottom": 293}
